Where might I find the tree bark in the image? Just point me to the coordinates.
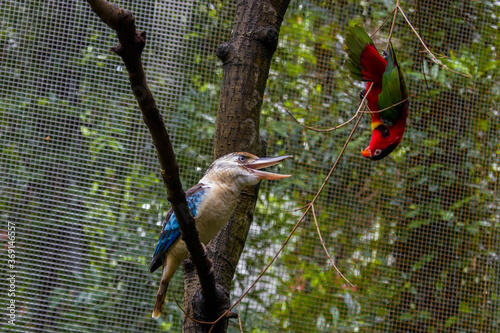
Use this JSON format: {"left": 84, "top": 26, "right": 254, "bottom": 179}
{"left": 182, "top": 0, "right": 290, "bottom": 332}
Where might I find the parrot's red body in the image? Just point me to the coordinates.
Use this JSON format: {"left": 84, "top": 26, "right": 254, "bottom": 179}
{"left": 344, "top": 25, "right": 409, "bottom": 160}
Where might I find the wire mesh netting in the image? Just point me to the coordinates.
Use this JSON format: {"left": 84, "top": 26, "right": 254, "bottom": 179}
{"left": 1, "top": 0, "right": 499, "bottom": 332}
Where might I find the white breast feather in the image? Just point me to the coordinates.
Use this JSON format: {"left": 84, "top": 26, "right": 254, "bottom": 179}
{"left": 195, "top": 183, "right": 239, "bottom": 244}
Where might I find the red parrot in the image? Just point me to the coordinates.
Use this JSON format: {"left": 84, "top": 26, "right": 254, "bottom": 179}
{"left": 344, "top": 25, "right": 409, "bottom": 160}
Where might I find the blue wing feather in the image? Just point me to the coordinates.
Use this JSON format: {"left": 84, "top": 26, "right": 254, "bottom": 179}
{"left": 149, "top": 183, "right": 206, "bottom": 273}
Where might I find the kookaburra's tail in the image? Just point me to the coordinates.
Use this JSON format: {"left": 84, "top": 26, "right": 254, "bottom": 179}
{"left": 152, "top": 279, "right": 169, "bottom": 319}
{"left": 152, "top": 256, "right": 171, "bottom": 319}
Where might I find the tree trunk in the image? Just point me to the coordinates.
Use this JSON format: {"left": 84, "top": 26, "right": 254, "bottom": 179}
{"left": 182, "top": 0, "right": 290, "bottom": 332}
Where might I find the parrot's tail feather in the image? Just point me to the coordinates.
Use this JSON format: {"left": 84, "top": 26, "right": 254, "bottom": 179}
{"left": 344, "top": 25, "right": 386, "bottom": 82}
{"left": 152, "top": 280, "right": 169, "bottom": 319}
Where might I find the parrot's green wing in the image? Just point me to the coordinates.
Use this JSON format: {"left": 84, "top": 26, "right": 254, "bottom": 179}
{"left": 378, "top": 43, "right": 408, "bottom": 125}
{"left": 344, "top": 25, "right": 375, "bottom": 81}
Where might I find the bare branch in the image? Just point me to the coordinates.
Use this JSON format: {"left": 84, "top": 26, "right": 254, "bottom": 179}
{"left": 85, "top": 0, "right": 219, "bottom": 309}
{"left": 385, "top": 0, "right": 400, "bottom": 51}
{"left": 446, "top": 0, "right": 476, "bottom": 30}
{"left": 283, "top": 84, "right": 374, "bottom": 132}
{"left": 282, "top": 106, "right": 360, "bottom": 132}
{"left": 398, "top": 5, "right": 472, "bottom": 78}
{"left": 360, "top": 93, "right": 417, "bottom": 114}
{"left": 311, "top": 204, "right": 354, "bottom": 287}
{"left": 237, "top": 302, "right": 244, "bottom": 333}
{"left": 371, "top": 7, "right": 397, "bottom": 38}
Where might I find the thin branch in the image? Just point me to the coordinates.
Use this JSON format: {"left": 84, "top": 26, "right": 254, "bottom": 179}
{"left": 371, "top": 7, "right": 397, "bottom": 37}
{"left": 237, "top": 302, "right": 244, "bottom": 333}
{"left": 446, "top": 0, "right": 476, "bottom": 30}
{"left": 345, "top": 91, "right": 362, "bottom": 101}
{"left": 283, "top": 84, "right": 374, "bottom": 133}
{"left": 311, "top": 204, "right": 353, "bottom": 287}
{"left": 418, "top": 49, "right": 451, "bottom": 59}
{"left": 283, "top": 106, "right": 360, "bottom": 132}
{"left": 359, "top": 93, "right": 417, "bottom": 114}
{"left": 385, "top": 0, "right": 399, "bottom": 51}
{"left": 287, "top": 203, "right": 312, "bottom": 212}
{"left": 416, "top": 0, "right": 433, "bottom": 100}
{"left": 86, "top": 0, "right": 219, "bottom": 308}
{"left": 397, "top": 5, "right": 472, "bottom": 78}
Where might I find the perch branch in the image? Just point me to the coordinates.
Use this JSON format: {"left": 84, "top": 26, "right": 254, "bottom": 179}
{"left": 385, "top": 0, "right": 400, "bottom": 51}
{"left": 86, "top": 0, "right": 219, "bottom": 305}
{"left": 282, "top": 106, "right": 360, "bottom": 132}
{"left": 283, "top": 84, "right": 374, "bottom": 133}
{"left": 360, "top": 93, "right": 417, "bottom": 114}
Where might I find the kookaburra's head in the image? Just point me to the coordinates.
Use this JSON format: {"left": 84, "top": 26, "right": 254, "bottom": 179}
{"left": 201, "top": 152, "right": 292, "bottom": 188}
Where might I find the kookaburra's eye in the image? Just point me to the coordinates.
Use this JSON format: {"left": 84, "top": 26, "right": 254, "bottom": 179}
{"left": 238, "top": 156, "right": 246, "bottom": 163}
{"left": 374, "top": 149, "right": 382, "bottom": 156}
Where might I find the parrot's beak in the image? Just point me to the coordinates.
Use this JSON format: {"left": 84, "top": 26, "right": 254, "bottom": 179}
{"left": 361, "top": 147, "right": 372, "bottom": 159}
{"left": 244, "top": 155, "right": 293, "bottom": 180}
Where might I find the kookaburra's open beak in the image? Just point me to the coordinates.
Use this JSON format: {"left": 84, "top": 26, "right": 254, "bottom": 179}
{"left": 244, "top": 155, "right": 293, "bottom": 180}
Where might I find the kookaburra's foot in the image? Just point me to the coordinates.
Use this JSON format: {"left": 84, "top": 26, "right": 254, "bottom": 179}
{"left": 200, "top": 242, "right": 208, "bottom": 253}
{"left": 200, "top": 243, "right": 215, "bottom": 274}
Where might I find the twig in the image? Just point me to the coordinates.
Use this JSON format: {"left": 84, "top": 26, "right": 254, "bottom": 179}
{"left": 283, "top": 84, "right": 374, "bottom": 132}
{"left": 359, "top": 93, "right": 417, "bottom": 114}
{"left": 287, "top": 203, "right": 312, "bottom": 212}
{"left": 397, "top": 4, "right": 472, "bottom": 78}
{"left": 283, "top": 107, "right": 360, "bottom": 132}
{"left": 371, "top": 7, "right": 397, "bottom": 38}
{"left": 417, "top": 0, "right": 433, "bottom": 100}
{"left": 311, "top": 204, "right": 354, "bottom": 287}
{"left": 237, "top": 301, "right": 244, "bottom": 333}
{"left": 419, "top": 49, "right": 450, "bottom": 59}
{"left": 385, "top": 0, "right": 399, "bottom": 51}
{"left": 85, "top": 0, "right": 219, "bottom": 311}
{"left": 446, "top": 0, "right": 476, "bottom": 30}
